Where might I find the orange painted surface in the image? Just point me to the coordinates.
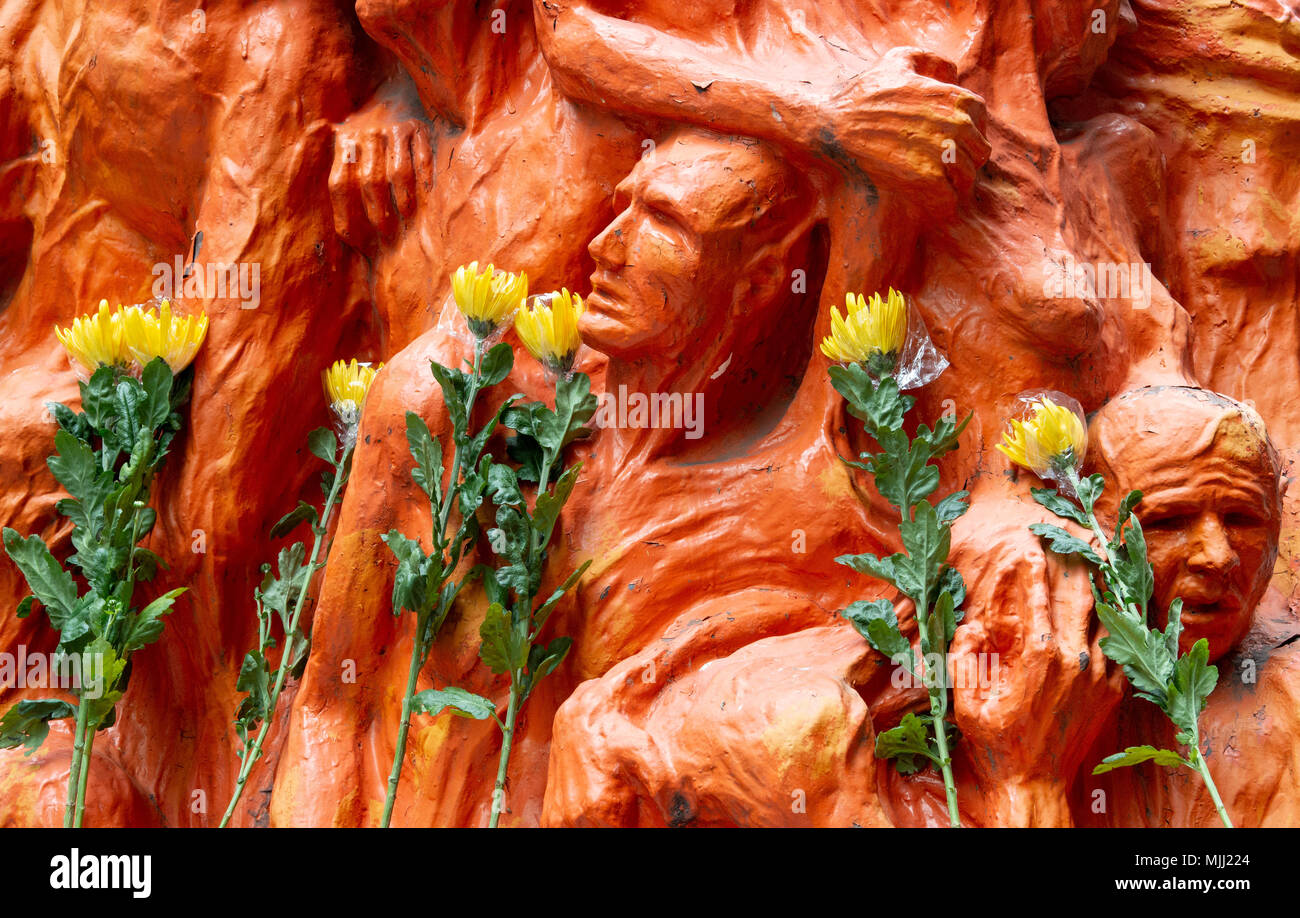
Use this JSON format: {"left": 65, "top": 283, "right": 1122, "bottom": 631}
{"left": 0, "top": 0, "right": 1296, "bottom": 827}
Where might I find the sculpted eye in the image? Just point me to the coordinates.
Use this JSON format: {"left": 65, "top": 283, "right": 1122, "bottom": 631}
{"left": 1141, "top": 513, "right": 1188, "bottom": 532}
{"left": 1225, "top": 511, "right": 1266, "bottom": 528}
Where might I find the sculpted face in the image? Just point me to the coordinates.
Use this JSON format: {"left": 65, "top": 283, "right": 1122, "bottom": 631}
{"left": 1092, "top": 388, "right": 1281, "bottom": 661}
{"left": 583, "top": 132, "right": 812, "bottom": 363}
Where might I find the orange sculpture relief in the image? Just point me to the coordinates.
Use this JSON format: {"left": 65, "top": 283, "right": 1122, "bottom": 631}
{"left": 0, "top": 0, "right": 1296, "bottom": 827}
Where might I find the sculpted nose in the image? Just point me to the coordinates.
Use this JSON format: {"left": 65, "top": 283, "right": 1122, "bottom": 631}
{"left": 589, "top": 209, "right": 628, "bottom": 268}
{"left": 1187, "top": 512, "right": 1239, "bottom": 578}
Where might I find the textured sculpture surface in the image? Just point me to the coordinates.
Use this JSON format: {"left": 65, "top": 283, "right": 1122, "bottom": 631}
{"left": 0, "top": 0, "right": 1297, "bottom": 827}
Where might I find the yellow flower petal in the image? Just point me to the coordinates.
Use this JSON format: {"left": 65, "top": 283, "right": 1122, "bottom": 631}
{"left": 515, "top": 289, "right": 584, "bottom": 373}
{"left": 996, "top": 396, "right": 1087, "bottom": 476}
{"left": 820, "top": 286, "right": 908, "bottom": 371}
{"left": 322, "top": 358, "right": 382, "bottom": 414}
{"left": 53, "top": 300, "right": 131, "bottom": 371}
{"left": 122, "top": 299, "right": 208, "bottom": 372}
{"left": 453, "top": 262, "right": 528, "bottom": 337}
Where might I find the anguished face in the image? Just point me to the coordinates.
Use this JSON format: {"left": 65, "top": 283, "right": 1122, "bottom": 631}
{"left": 583, "top": 131, "right": 811, "bottom": 363}
{"left": 1091, "top": 388, "right": 1281, "bottom": 661}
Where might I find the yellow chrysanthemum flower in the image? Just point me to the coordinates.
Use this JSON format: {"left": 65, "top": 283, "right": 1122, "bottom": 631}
{"left": 997, "top": 396, "right": 1087, "bottom": 477}
{"left": 54, "top": 300, "right": 132, "bottom": 372}
{"left": 122, "top": 299, "right": 208, "bottom": 372}
{"left": 515, "top": 289, "right": 584, "bottom": 374}
{"left": 323, "top": 358, "right": 382, "bottom": 414}
{"left": 452, "top": 262, "right": 529, "bottom": 338}
{"left": 820, "top": 287, "right": 908, "bottom": 375}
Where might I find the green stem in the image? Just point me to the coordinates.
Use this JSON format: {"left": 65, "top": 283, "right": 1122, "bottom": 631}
{"left": 73, "top": 721, "right": 95, "bottom": 828}
{"left": 917, "top": 584, "right": 960, "bottom": 828}
{"left": 219, "top": 443, "right": 353, "bottom": 828}
{"left": 1192, "top": 747, "right": 1234, "bottom": 828}
{"left": 64, "top": 700, "right": 89, "bottom": 828}
{"left": 383, "top": 339, "right": 486, "bottom": 828}
{"left": 381, "top": 618, "right": 426, "bottom": 829}
{"left": 488, "top": 678, "right": 521, "bottom": 828}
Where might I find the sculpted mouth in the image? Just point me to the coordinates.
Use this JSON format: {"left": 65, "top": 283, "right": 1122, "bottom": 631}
{"left": 588, "top": 272, "right": 628, "bottom": 312}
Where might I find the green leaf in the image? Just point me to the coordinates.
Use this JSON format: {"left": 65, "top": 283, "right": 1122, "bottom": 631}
{"left": 1164, "top": 597, "right": 1184, "bottom": 660}
{"left": 915, "top": 411, "right": 971, "bottom": 461}
{"left": 1111, "top": 516, "right": 1154, "bottom": 613}
{"left": 3, "top": 529, "right": 80, "bottom": 625}
{"left": 537, "top": 373, "right": 598, "bottom": 454}
{"left": 381, "top": 530, "right": 433, "bottom": 616}
{"left": 934, "top": 490, "right": 969, "bottom": 525}
{"left": 122, "top": 587, "right": 185, "bottom": 653}
{"left": 48, "top": 401, "right": 94, "bottom": 442}
{"left": 836, "top": 551, "right": 920, "bottom": 602}
{"left": 1116, "top": 490, "right": 1143, "bottom": 528}
{"left": 870, "top": 437, "right": 940, "bottom": 513}
{"left": 1030, "top": 487, "right": 1089, "bottom": 527}
{"left": 521, "top": 636, "right": 573, "bottom": 701}
{"left": 1095, "top": 601, "right": 1174, "bottom": 706}
{"left": 1075, "top": 473, "right": 1105, "bottom": 514}
{"left": 1092, "top": 745, "right": 1189, "bottom": 775}
{"left": 140, "top": 357, "right": 174, "bottom": 428}
{"left": 404, "top": 411, "right": 444, "bottom": 504}
{"left": 840, "top": 599, "right": 911, "bottom": 661}
{"left": 411, "top": 687, "right": 496, "bottom": 720}
{"left": 532, "top": 464, "right": 581, "bottom": 549}
{"left": 828, "top": 365, "right": 913, "bottom": 438}
{"left": 81, "top": 638, "right": 127, "bottom": 727}
{"left": 1028, "top": 523, "right": 1103, "bottom": 565}
{"left": 429, "top": 361, "right": 470, "bottom": 439}
{"left": 1166, "top": 638, "right": 1218, "bottom": 740}
{"left": 270, "top": 501, "right": 321, "bottom": 540}
{"left": 257, "top": 543, "right": 310, "bottom": 617}
{"left": 935, "top": 589, "right": 958, "bottom": 645}
{"left": 487, "top": 462, "right": 524, "bottom": 509}
{"left": 478, "top": 602, "right": 526, "bottom": 675}
{"left": 308, "top": 427, "right": 338, "bottom": 465}
{"left": 533, "top": 559, "right": 592, "bottom": 633}
{"left": 875, "top": 712, "right": 941, "bottom": 775}
{"left": 235, "top": 649, "right": 271, "bottom": 726}
{"left": 897, "top": 501, "right": 948, "bottom": 602}
{"left": 936, "top": 565, "right": 966, "bottom": 611}
{"left": 479, "top": 342, "right": 514, "bottom": 387}
{"left": 0, "top": 699, "right": 77, "bottom": 753}
{"left": 47, "top": 429, "right": 102, "bottom": 505}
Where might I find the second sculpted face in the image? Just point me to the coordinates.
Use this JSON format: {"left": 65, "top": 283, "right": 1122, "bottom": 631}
{"left": 1093, "top": 389, "right": 1282, "bottom": 661}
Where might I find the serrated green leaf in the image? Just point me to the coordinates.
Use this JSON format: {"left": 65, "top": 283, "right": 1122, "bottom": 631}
{"left": 3, "top": 529, "right": 79, "bottom": 625}
{"left": 122, "top": 587, "right": 185, "bottom": 653}
{"left": 1029, "top": 523, "right": 1103, "bottom": 565}
{"left": 840, "top": 599, "right": 911, "bottom": 661}
{"left": 412, "top": 687, "right": 496, "bottom": 720}
{"left": 1030, "top": 487, "right": 1089, "bottom": 527}
{"left": 875, "top": 712, "right": 941, "bottom": 775}
{"left": 270, "top": 501, "right": 320, "bottom": 540}
{"left": 1166, "top": 638, "right": 1217, "bottom": 741}
{"left": 1092, "top": 745, "right": 1189, "bottom": 775}
{"left": 1095, "top": 601, "right": 1173, "bottom": 706}
{"left": 0, "top": 699, "right": 77, "bottom": 754}
{"left": 404, "top": 412, "right": 444, "bottom": 504}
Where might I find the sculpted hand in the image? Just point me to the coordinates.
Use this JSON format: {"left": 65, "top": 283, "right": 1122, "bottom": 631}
{"left": 947, "top": 497, "right": 1125, "bottom": 826}
{"left": 330, "top": 105, "right": 432, "bottom": 250}
{"left": 820, "top": 47, "right": 989, "bottom": 211}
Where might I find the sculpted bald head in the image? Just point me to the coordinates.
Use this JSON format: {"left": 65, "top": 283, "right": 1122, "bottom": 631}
{"left": 1090, "top": 387, "right": 1282, "bottom": 660}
